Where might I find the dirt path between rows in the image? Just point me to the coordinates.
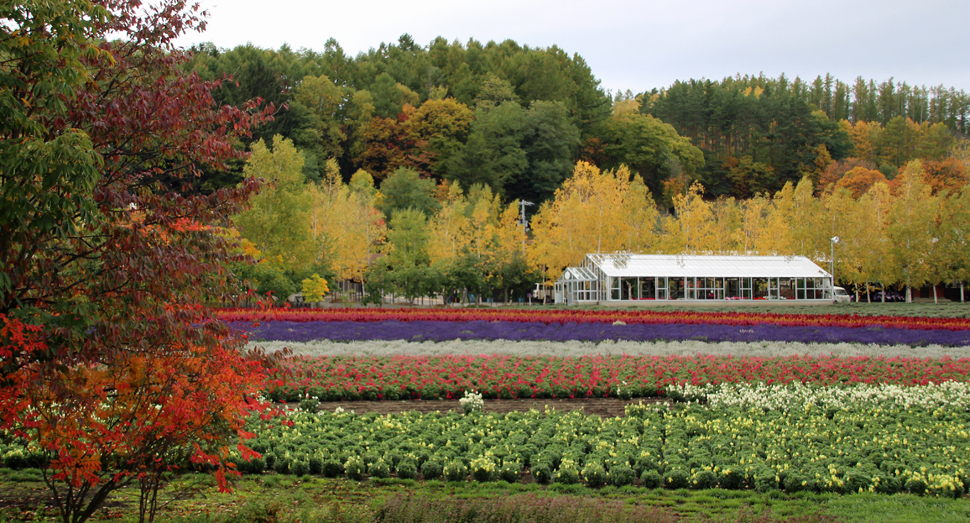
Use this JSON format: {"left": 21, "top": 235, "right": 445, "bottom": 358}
{"left": 311, "top": 397, "right": 668, "bottom": 417}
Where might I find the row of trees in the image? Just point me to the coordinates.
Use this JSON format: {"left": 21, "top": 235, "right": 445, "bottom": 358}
{"left": 645, "top": 74, "right": 969, "bottom": 136}
{"left": 233, "top": 135, "right": 969, "bottom": 304}
{"left": 528, "top": 160, "right": 969, "bottom": 302}
{"left": 640, "top": 75, "right": 968, "bottom": 197}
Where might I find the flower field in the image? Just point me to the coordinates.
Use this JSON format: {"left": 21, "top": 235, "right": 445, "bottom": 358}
{"left": 232, "top": 384, "right": 970, "bottom": 496}
{"left": 215, "top": 307, "right": 970, "bottom": 331}
{"left": 264, "top": 353, "right": 970, "bottom": 402}
{"left": 177, "top": 308, "right": 970, "bottom": 496}
{"left": 219, "top": 307, "right": 970, "bottom": 346}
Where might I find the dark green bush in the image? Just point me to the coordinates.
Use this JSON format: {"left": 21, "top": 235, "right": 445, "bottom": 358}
{"left": 582, "top": 463, "right": 608, "bottom": 488}
{"left": 640, "top": 470, "right": 662, "bottom": 489}
{"left": 369, "top": 459, "right": 391, "bottom": 479}
{"left": 608, "top": 465, "right": 636, "bottom": 487}
{"left": 691, "top": 470, "right": 717, "bottom": 489}
{"left": 905, "top": 478, "right": 928, "bottom": 495}
{"left": 420, "top": 460, "right": 442, "bottom": 480}
{"left": 665, "top": 469, "right": 689, "bottom": 489}
{"left": 532, "top": 463, "right": 552, "bottom": 484}
{"left": 395, "top": 459, "right": 417, "bottom": 480}
{"left": 322, "top": 459, "right": 343, "bottom": 477}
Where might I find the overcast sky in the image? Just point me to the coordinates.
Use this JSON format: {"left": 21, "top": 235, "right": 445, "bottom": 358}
{"left": 174, "top": 0, "right": 970, "bottom": 95}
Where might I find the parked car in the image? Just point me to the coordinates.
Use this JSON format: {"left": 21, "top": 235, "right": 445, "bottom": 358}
{"left": 831, "top": 286, "right": 852, "bottom": 303}
{"left": 870, "top": 290, "right": 904, "bottom": 302}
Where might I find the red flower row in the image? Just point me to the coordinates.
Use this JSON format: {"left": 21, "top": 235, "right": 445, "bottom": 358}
{"left": 265, "top": 354, "right": 970, "bottom": 402}
{"left": 215, "top": 307, "right": 970, "bottom": 331}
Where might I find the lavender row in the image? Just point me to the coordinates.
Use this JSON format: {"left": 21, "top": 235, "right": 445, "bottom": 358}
{"left": 246, "top": 339, "right": 970, "bottom": 359}
{"left": 230, "top": 320, "right": 970, "bottom": 347}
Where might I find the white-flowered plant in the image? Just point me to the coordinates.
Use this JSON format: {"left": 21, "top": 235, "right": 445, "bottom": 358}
{"left": 668, "top": 381, "right": 970, "bottom": 411}
{"left": 459, "top": 390, "right": 484, "bottom": 414}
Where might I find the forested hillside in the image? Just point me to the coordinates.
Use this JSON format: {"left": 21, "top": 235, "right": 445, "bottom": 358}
{"left": 185, "top": 36, "right": 967, "bottom": 202}
{"left": 187, "top": 35, "right": 969, "bottom": 302}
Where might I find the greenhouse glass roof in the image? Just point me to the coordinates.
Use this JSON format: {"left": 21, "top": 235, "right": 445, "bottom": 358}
{"left": 585, "top": 254, "right": 831, "bottom": 279}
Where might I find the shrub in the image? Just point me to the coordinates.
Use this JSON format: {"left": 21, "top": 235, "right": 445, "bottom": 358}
{"left": 308, "top": 456, "right": 323, "bottom": 475}
{"left": 719, "top": 468, "right": 743, "bottom": 489}
{"left": 345, "top": 456, "right": 366, "bottom": 480}
{"left": 499, "top": 461, "right": 522, "bottom": 483}
{"left": 239, "top": 456, "right": 266, "bottom": 475}
{"left": 369, "top": 459, "right": 391, "bottom": 479}
{"left": 362, "top": 451, "right": 380, "bottom": 467}
{"left": 292, "top": 460, "right": 310, "bottom": 477}
{"left": 783, "top": 473, "right": 807, "bottom": 492}
{"left": 470, "top": 458, "right": 497, "bottom": 482}
{"left": 322, "top": 459, "right": 344, "bottom": 478}
{"left": 554, "top": 465, "right": 581, "bottom": 485}
{"left": 640, "top": 470, "right": 662, "bottom": 489}
{"left": 665, "top": 469, "right": 689, "bottom": 489}
{"left": 753, "top": 468, "right": 778, "bottom": 493}
{"left": 420, "top": 460, "right": 443, "bottom": 480}
{"left": 608, "top": 465, "right": 636, "bottom": 487}
{"left": 582, "top": 462, "right": 608, "bottom": 488}
{"left": 691, "top": 470, "right": 717, "bottom": 489}
{"left": 905, "top": 478, "right": 928, "bottom": 495}
{"left": 395, "top": 459, "right": 417, "bottom": 480}
{"left": 444, "top": 460, "right": 467, "bottom": 482}
{"left": 532, "top": 463, "right": 552, "bottom": 484}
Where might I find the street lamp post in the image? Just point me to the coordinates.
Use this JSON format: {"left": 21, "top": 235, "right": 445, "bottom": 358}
{"left": 830, "top": 236, "right": 840, "bottom": 295}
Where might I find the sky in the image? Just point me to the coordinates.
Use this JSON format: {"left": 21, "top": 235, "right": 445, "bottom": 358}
{"left": 174, "top": 0, "right": 970, "bottom": 96}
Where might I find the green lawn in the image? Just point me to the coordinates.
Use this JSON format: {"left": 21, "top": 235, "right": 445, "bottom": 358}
{"left": 3, "top": 471, "right": 970, "bottom": 523}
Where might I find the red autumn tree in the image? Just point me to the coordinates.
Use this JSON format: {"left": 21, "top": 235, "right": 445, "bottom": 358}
{"left": 0, "top": 2, "right": 275, "bottom": 523}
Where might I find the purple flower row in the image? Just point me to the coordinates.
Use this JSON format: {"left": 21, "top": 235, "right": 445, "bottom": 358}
{"left": 230, "top": 320, "right": 970, "bottom": 347}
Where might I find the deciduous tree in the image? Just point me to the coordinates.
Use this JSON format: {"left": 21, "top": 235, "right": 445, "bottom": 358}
{"left": 0, "top": 2, "right": 273, "bottom": 523}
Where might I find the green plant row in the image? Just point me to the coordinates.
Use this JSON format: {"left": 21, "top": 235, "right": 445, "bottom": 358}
{"left": 222, "top": 402, "right": 970, "bottom": 498}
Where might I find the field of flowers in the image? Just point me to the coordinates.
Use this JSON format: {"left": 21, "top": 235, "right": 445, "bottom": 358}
{"left": 233, "top": 382, "right": 970, "bottom": 497}
{"left": 7, "top": 306, "right": 929, "bottom": 502}
{"left": 263, "top": 353, "right": 970, "bottom": 402}
{"left": 218, "top": 307, "right": 970, "bottom": 346}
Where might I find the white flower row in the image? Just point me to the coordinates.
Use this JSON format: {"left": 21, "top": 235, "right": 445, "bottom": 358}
{"left": 248, "top": 338, "right": 970, "bottom": 360}
{"left": 669, "top": 381, "right": 970, "bottom": 411}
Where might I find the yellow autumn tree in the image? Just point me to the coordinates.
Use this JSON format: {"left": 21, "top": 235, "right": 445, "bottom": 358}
{"left": 710, "top": 197, "right": 741, "bottom": 254}
{"left": 731, "top": 193, "right": 769, "bottom": 254}
{"left": 301, "top": 273, "right": 330, "bottom": 302}
{"left": 426, "top": 182, "right": 471, "bottom": 264}
{"left": 234, "top": 135, "right": 314, "bottom": 271}
{"left": 658, "top": 181, "right": 717, "bottom": 254}
{"left": 331, "top": 170, "right": 387, "bottom": 285}
{"left": 529, "top": 162, "right": 658, "bottom": 281}
{"left": 887, "top": 160, "right": 941, "bottom": 301}
{"left": 756, "top": 182, "right": 797, "bottom": 255}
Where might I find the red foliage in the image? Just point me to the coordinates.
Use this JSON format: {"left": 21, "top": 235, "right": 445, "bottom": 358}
{"left": 0, "top": 2, "right": 277, "bottom": 522}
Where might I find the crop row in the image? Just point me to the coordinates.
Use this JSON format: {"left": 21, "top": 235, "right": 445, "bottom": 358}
{"left": 232, "top": 319, "right": 970, "bottom": 346}
{"left": 264, "top": 354, "right": 970, "bottom": 402}
{"left": 214, "top": 307, "right": 970, "bottom": 331}
{"left": 247, "top": 338, "right": 970, "bottom": 360}
{"left": 223, "top": 390, "right": 970, "bottom": 497}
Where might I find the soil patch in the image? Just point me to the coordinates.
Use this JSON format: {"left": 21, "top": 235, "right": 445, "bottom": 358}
{"left": 312, "top": 397, "right": 668, "bottom": 417}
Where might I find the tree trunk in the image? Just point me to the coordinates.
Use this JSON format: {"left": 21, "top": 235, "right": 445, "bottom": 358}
{"left": 933, "top": 284, "right": 938, "bottom": 304}
{"left": 906, "top": 285, "right": 912, "bottom": 303}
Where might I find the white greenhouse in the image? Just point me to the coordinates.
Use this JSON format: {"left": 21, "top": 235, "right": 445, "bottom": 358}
{"left": 554, "top": 254, "right": 835, "bottom": 304}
